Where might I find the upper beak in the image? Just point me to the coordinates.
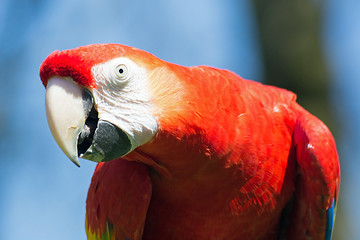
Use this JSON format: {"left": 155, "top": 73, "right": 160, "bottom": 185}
{"left": 45, "top": 76, "right": 90, "bottom": 167}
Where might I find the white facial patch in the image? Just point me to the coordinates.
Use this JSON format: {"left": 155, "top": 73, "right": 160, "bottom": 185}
{"left": 91, "top": 57, "right": 158, "bottom": 152}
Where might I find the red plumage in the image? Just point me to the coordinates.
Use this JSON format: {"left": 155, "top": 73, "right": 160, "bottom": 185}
{"left": 40, "top": 44, "right": 340, "bottom": 240}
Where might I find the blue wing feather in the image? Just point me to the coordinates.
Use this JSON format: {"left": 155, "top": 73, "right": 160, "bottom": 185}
{"left": 325, "top": 198, "right": 336, "bottom": 240}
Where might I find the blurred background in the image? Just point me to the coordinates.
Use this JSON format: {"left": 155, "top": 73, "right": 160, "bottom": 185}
{"left": 0, "top": 0, "right": 358, "bottom": 239}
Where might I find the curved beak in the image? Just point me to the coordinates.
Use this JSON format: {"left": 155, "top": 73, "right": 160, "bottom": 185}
{"left": 45, "top": 76, "right": 132, "bottom": 167}
{"left": 45, "top": 76, "right": 89, "bottom": 167}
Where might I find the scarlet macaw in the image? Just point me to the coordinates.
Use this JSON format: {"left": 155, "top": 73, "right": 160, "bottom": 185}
{"left": 40, "top": 44, "right": 340, "bottom": 240}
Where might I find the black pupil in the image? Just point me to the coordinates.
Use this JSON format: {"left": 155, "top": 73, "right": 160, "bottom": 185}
{"left": 119, "top": 68, "right": 124, "bottom": 74}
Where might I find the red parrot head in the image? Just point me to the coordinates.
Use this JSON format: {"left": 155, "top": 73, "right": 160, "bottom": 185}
{"left": 40, "top": 44, "right": 181, "bottom": 167}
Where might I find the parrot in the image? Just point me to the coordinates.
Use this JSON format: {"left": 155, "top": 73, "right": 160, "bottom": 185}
{"left": 40, "top": 43, "right": 340, "bottom": 240}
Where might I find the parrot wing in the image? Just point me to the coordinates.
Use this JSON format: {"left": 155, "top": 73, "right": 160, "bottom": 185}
{"left": 85, "top": 158, "right": 152, "bottom": 240}
{"left": 282, "top": 105, "right": 340, "bottom": 240}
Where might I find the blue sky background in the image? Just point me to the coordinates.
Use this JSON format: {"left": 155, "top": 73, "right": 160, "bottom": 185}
{"left": 0, "top": 0, "right": 358, "bottom": 239}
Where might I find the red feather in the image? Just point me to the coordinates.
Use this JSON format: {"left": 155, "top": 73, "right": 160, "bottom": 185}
{"left": 86, "top": 158, "right": 151, "bottom": 239}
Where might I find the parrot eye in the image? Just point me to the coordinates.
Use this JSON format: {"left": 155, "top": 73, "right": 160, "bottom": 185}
{"left": 115, "top": 64, "right": 128, "bottom": 80}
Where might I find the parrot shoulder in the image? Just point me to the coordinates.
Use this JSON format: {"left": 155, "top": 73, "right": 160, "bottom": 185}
{"left": 85, "top": 160, "right": 152, "bottom": 240}
{"left": 282, "top": 104, "right": 340, "bottom": 240}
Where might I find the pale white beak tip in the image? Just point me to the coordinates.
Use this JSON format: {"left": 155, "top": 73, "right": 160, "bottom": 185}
{"left": 69, "top": 155, "right": 81, "bottom": 167}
